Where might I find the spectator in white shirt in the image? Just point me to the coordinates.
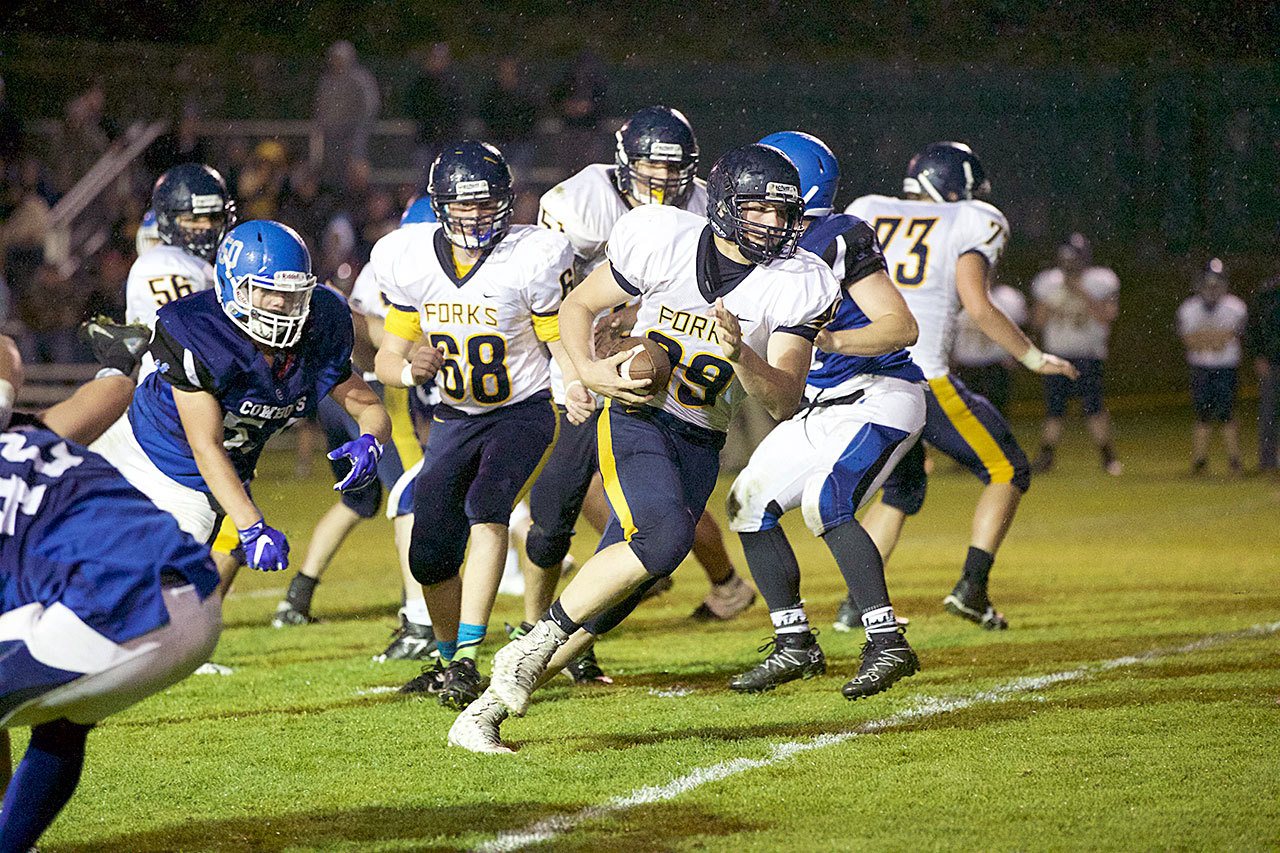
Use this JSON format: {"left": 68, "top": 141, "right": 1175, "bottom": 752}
{"left": 1178, "top": 259, "right": 1247, "bottom": 474}
{"left": 953, "top": 281, "right": 1028, "bottom": 416}
{"left": 1030, "top": 233, "right": 1123, "bottom": 475}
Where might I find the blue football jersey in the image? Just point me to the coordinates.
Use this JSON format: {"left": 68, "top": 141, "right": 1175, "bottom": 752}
{"left": 129, "top": 287, "right": 354, "bottom": 491}
{"left": 0, "top": 416, "right": 219, "bottom": 644}
{"left": 801, "top": 213, "right": 924, "bottom": 388}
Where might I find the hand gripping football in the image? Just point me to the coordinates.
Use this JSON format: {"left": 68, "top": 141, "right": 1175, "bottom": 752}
{"left": 601, "top": 335, "right": 673, "bottom": 396}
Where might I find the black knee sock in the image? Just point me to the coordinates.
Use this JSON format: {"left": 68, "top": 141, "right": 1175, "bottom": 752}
{"left": 544, "top": 599, "right": 582, "bottom": 636}
{"left": 821, "top": 520, "right": 890, "bottom": 614}
{"left": 739, "top": 527, "right": 802, "bottom": 613}
{"left": 286, "top": 573, "right": 319, "bottom": 612}
{"left": 961, "top": 546, "right": 995, "bottom": 587}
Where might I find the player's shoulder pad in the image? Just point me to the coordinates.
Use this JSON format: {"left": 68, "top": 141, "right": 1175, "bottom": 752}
{"left": 962, "top": 198, "right": 1009, "bottom": 228}
{"left": 130, "top": 244, "right": 213, "bottom": 282}
{"left": 845, "top": 194, "right": 894, "bottom": 217}
{"left": 614, "top": 202, "right": 697, "bottom": 244}
{"left": 304, "top": 286, "right": 355, "bottom": 355}
{"left": 502, "top": 224, "right": 574, "bottom": 268}
{"left": 539, "top": 164, "right": 617, "bottom": 240}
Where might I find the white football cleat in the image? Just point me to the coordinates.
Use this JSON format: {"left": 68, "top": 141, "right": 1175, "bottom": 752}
{"left": 489, "top": 620, "right": 569, "bottom": 716}
{"left": 448, "top": 692, "right": 513, "bottom": 754}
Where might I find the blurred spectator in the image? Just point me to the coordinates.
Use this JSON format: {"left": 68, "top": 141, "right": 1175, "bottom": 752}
{"left": 1178, "top": 260, "right": 1247, "bottom": 475}
{"left": 18, "top": 263, "right": 83, "bottom": 363}
{"left": 311, "top": 40, "right": 380, "bottom": 190}
{"left": 1247, "top": 274, "right": 1280, "bottom": 473}
{"left": 952, "top": 281, "right": 1028, "bottom": 416}
{"left": 0, "top": 156, "right": 51, "bottom": 313}
{"left": 549, "top": 50, "right": 608, "bottom": 172}
{"left": 276, "top": 164, "right": 334, "bottom": 256}
{"left": 1030, "top": 233, "right": 1123, "bottom": 476}
{"left": 477, "top": 57, "right": 541, "bottom": 170}
{"left": 237, "top": 139, "right": 291, "bottom": 220}
{"left": 0, "top": 76, "right": 23, "bottom": 168}
{"left": 50, "top": 81, "right": 112, "bottom": 197}
{"left": 404, "top": 43, "right": 464, "bottom": 176}
{"left": 142, "top": 102, "right": 209, "bottom": 178}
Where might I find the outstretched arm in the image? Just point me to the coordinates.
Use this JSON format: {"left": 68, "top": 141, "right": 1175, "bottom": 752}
{"left": 815, "top": 270, "right": 918, "bottom": 356}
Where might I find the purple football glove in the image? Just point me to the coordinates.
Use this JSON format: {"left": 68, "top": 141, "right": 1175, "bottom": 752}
{"left": 328, "top": 433, "right": 384, "bottom": 492}
{"left": 238, "top": 520, "right": 290, "bottom": 572}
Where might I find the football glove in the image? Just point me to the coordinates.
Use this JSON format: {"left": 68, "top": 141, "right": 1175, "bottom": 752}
{"left": 238, "top": 520, "right": 290, "bottom": 572}
{"left": 328, "top": 433, "right": 383, "bottom": 492}
{"left": 78, "top": 316, "right": 153, "bottom": 375}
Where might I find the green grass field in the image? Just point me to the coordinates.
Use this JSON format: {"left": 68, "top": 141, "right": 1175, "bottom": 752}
{"left": 19, "top": 408, "right": 1280, "bottom": 852}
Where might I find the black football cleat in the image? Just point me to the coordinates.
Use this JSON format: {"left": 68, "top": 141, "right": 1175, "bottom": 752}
{"left": 562, "top": 645, "right": 613, "bottom": 685}
{"left": 943, "top": 578, "right": 1008, "bottom": 630}
{"left": 729, "top": 632, "right": 826, "bottom": 693}
{"left": 374, "top": 614, "right": 438, "bottom": 662}
{"left": 271, "top": 601, "right": 315, "bottom": 628}
{"left": 399, "top": 659, "right": 446, "bottom": 695}
{"left": 832, "top": 596, "right": 859, "bottom": 633}
{"left": 437, "top": 658, "right": 489, "bottom": 710}
{"left": 841, "top": 630, "right": 920, "bottom": 701}
{"left": 78, "top": 316, "right": 152, "bottom": 375}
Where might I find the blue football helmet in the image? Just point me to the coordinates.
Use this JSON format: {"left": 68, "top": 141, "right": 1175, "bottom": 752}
{"left": 758, "top": 131, "right": 839, "bottom": 217}
{"left": 614, "top": 105, "right": 700, "bottom": 206}
{"left": 706, "top": 144, "right": 805, "bottom": 264}
{"left": 903, "top": 141, "right": 989, "bottom": 203}
{"left": 400, "top": 193, "right": 438, "bottom": 225}
{"left": 151, "top": 163, "right": 237, "bottom": 262}
{"left": 215, "top": 220, "right": 316, "bottom": 349}
{"left": 428, "top": 141, "right": 513, "bottom": 250}
{"left": 136, "top": 208, "right": 162, "bottom": 256}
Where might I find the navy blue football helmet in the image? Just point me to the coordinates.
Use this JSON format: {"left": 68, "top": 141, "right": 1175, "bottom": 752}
{"left": 706, "top": 144, "right": 805, "bottom": 264}
{"left": 614, "top": 106, "right": 699, "bottom": 207}
{"left": 758, "top": 131, "right": 839, "bottom": 217}
{"left": 428, "top": 141, "right": 513, "bottom": 249}
{"left": 903, "top": 142, "right": 989, "bottom": 203}
{"left": 216, "top": 220, "right": 316, "bottom": 349}
{"left": 151, "top": 163, "right": 236, "bottom": 262}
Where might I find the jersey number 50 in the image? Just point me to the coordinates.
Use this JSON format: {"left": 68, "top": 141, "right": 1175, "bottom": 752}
{"left": 646, "top": 331, "right": 734, "bottom": 408}
{"left": 430, "top": 333, "right": 511, "bottom": 405}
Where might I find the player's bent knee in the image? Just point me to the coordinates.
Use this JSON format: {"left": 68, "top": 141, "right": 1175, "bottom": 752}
{"left": 631, "top": 512, "right": 697, "bottom": 578}
{"left": 525, "top": 523, "right": 572, "bottom": 570}
{"left": 880, "top": 479, "right": 926, "bottom": 516}
{"left": 726, "top": 476, "right": 781, "bottom": 534}
{"left": 408, "top": 539, "right": 464, "bottom": 586}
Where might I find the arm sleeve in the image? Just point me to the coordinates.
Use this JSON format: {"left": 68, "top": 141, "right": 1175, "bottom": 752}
{"left": 959, "top": 204, "right": 1010, "bottom": 268}
{"left": 538, "top": 190, "right": 606, "bottom": 263}
{"left": 604, "top": 207, "right": 660, "bottom": 297}
{"left": 529, "top": 235, "right": 574, "bottom": 343}
{"left": 775, "top": 267, "right": 842, "bottom": 341}
{"left": 841, "top": 219, "right": 889, "bottom": 286}
{"left": 150, "top": 314, "right": 222, "bottom": 394}
{"left": 384, "top": 306, "right": 423, "bottom": 342}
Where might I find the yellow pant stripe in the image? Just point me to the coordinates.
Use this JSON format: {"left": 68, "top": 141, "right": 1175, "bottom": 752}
{"left": 383, "top": 385, "right": 423, "bottom": 468}
{"left": 596, "top": 400, "right": 638, "bottom": 540}
{"left": 514, "top": 399, "right": 561, "bottom": 507}
{"left": 211, "top": 514, "right": 239, "bottom": 555}
{"left": 929, "top": 375, "right": 1016, "bottom": 484}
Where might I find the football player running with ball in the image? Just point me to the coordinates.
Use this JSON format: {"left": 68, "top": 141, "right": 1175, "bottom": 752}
{"left": 449, "top": 143, "right": 841, "bottom": 753}
{"left": 726, "top": 132, "right": 925, "bottom": 700}
{"left": 847, "top": 142, "right": 1077, "bottom": 630}
{"left": 521, "top": 105, "right": 755, "bottom": 684}
{"left": 372, "top": 142, "right": 579, "bottom": 710}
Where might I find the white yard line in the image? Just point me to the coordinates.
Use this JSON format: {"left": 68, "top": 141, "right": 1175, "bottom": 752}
{"left": 474, "top": 620, "right": 1280, "bottom": 853}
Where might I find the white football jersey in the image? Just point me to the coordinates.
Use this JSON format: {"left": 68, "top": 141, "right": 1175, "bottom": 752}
{"left": 1031, "top": 265, "right": 1120, "bottom": 359}
{"left": 538, "top": 163, "right": 708, "bottom": 276}
{"left": 125, "top": 244, "right": 216, "bottom": 328}
{"left": 608, "top": 205, "right": 840, "bottom": 433}
{"left": 845, "top": 195, "right": 1009, "bottom": 379}
{"left": 372, "top": 223, "right": 573, "bottom": 415}
{"left": 348, "top": 261, "right": 388, "bottom": 321}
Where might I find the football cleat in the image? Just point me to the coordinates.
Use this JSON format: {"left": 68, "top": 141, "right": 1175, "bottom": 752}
{"left": 194, "top": 662, "right": 234, "bottom": 676}
{"left": 943, "top": 579, "right": 1008, "bottom": 630}
{"left": 842, "top": 630, "right": 920, "bottom": 701}
{"left": 437, "top": 658, "right": 489, "bottom": 711}
{"left": 489, "top": 620, "right": 569, "bottom": 716}
{"left": 729, "top": 632, "right": 826, "bottom": 693}
{"left": 448, "top": 692, "right": 513, "bottom": 754}
{"left": 374, "top": 614, "right": 438, "bottom": 662}
{"left": 399, "top": 659, "right": 446, "bottom": 695}
{"left": 78, "top": 317, "right": 152, "bottom": 375}
{"left": 271, "top": 600, "right": 315, "bottom": 628}
{"left": 504, "top": 621, "right": 534, "bottom": 641}
{"left": 691, "top": 573, "right": 757, "bottom": 621}
{"left": 562, "top": 645, "right": 613, "bottom": 685}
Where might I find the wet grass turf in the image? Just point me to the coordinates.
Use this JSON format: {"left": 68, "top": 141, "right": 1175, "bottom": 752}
{"left": 20, "top": 409, "right": 1280, "bottom": 851}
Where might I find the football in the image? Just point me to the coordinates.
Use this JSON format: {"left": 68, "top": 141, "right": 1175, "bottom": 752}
{"left": 601, "top": 335, "right": 674, "bottom": 396}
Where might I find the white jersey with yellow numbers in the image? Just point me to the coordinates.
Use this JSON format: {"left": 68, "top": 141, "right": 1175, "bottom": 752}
{"left": 371, "top": 222, "right": 573, "bottom": 415}
{"left": 844, "top": 195, "right": 1009, "bottom": 380}
{"left": 538, "top": 163, "right": 708, "bottom": 276}
{"left": 125, "top": 244, "right": 215, "bottom": 328}
{"left": 348, "top": 261, "right": 388, "bottom": 321}
{"left": 608, "top": 205, "right": 841, "bottom": 433}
